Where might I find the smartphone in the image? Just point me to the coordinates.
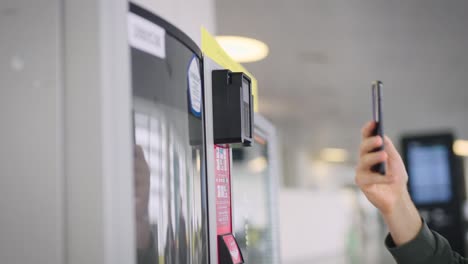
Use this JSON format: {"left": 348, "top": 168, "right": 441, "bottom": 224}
{"left": 371, "top": 81, "right": 386, "bottom": 175}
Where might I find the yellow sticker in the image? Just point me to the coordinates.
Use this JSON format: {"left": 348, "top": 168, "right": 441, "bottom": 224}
{"left": 201, "top": 27, "right": 258, "bottom": 112}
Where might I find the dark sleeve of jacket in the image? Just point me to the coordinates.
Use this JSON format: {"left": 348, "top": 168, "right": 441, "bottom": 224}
{"left": 385, "top": 221, "right": 467, "bottom": 264}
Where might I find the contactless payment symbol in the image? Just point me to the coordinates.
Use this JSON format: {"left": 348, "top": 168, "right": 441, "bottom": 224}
{"left": 187, "top": 55, "right": 202, "bottom": 117}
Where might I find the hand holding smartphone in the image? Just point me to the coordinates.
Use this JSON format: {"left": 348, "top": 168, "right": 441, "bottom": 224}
{"left": 371, "top": 81, "right": 386, "bottom": 175}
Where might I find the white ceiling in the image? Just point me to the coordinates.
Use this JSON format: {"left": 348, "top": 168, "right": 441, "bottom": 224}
{"left": 215, "top": 0, "right": 468, "bottom": 161}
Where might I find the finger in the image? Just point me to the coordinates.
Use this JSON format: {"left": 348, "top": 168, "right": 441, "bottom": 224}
{"left": 384, "top": 136, "right": 402, "bottom": 162}
{"left": 358, "top": 151, "right": 387, "bottom": 171}
{"left": 355, "top": 171, "right": 394, "bottom": 186}
{"left": 360, "top": 136, "right": 383, "bottom": 156}
{"left": 361, "top": 121, "right": 376, "bottom": 140}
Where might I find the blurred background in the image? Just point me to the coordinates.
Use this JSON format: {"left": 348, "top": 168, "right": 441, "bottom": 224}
{"left": 2, "top": 0, "right": 468, "bottom": 264}
{"left": 217, "top": 0, "right": 468, "bottom": 263}
{"left": 214, "top": 1, "right": 468, "bottom": 263}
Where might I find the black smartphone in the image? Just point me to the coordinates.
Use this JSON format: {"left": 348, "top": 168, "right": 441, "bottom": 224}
{"left": 371, "top": 81, "right": 386, "bottom": 175}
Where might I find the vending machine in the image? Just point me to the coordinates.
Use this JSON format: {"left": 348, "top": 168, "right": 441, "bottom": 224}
{"left": 402, "top": 133, "right": 466, "bottom": 256}
{"left": 128, "top": 3, "right": 280, "bottom": 263}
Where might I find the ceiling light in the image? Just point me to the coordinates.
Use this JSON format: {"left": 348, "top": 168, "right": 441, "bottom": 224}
{"left": 248, "top": 156, "right": 268, "bottom": 173}
{"left": 215, "top": 36, "right": 269, "bottom": 63}
{"left": 454, "top": 140, "right": 468, "bottom": 156}
{"left": 320, "top": 148, "right": 349, "bottom": 163}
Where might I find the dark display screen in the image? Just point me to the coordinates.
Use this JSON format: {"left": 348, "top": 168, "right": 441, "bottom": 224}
{"left": 407, "top": 143, "right": 452, "bottom": 204}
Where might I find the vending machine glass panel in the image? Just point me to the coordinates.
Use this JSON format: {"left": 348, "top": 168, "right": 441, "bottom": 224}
{"left": 129, "top": 3, "right": 209, "bottom": 263}
{"left": 230, "top": 120, "right": 280, "bottom": 264}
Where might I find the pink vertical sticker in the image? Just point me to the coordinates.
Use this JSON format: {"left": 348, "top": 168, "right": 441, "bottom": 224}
{"left": 214, "top": 145, "right": 232, "bottom": 235}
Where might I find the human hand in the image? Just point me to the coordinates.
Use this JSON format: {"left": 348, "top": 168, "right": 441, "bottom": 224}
{"left": 355, "top": 121, "right": 409, "bottom": 215}
{"left": 355, "top": 121, "right": 421, "bottom": 245}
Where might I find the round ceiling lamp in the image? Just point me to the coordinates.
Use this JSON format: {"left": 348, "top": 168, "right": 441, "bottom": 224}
{"left": 215, "top": 35, "right": 269, "bottom": 63}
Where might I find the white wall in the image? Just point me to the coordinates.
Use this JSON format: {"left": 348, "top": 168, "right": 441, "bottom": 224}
{"left": 131, "top": 0, "right": 216, "bottom": 45}
{"left": 0, "top": 1, "right": 64, "bottom": 263}
{"left": 283, "top": 145, "right": 356, "bottom": 189}
{"left": 1, "top": 1, "right": 134, "bottom": 264}
{"left": 279, "top": 144, "right": 386, "bottom": 264}
{"left": 279, "top": 189, "right": 353, "bottom": 264}
{"left": 279, "top": 189, "right": 384, "bottom": 264}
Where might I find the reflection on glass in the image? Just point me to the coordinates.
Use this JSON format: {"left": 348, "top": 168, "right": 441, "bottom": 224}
{"left": 231, "top": 136, "right": 278, "bottom": 264}
{"left": 130, "top": 11, "right": 208, "bottom": 263}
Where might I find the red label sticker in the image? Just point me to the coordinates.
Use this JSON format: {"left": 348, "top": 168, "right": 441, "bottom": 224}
{"left": 214, "top": 145, "right": 231, "bottom": 235}
{"left": 222, "top": 235, "right": 243, "bottom": 264}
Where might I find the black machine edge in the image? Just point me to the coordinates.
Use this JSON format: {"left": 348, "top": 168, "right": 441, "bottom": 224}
{"left": 371, "top": 80, "right": 386, "bottom": 175}
{"left": 129, "top": 2, "right": 202, "bottom": 59}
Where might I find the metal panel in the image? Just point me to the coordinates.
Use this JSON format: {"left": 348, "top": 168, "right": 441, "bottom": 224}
{"left": 0, "top": 1, "right": 64, "bottom": 263}
{"left": 203, "top": 57, "right": 223, "bottom": 264}
{"left": 64, "top": 0, "right": 134, "bottom": 263}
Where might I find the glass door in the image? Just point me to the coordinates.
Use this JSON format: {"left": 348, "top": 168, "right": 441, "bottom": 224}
{"left": 129, "top": 5, "right": 209, "bottom": 264}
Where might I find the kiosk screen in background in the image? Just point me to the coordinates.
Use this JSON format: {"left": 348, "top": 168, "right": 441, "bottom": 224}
{"left": 408, "top": 144, "right": 452, "bottom": 204}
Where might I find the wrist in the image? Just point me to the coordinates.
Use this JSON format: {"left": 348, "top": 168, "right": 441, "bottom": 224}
{"left": 382, "top": 191, "right": 422, "bottom": 246}
{"left": 382, "top": 190, "right": 413, "bottom": 218}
